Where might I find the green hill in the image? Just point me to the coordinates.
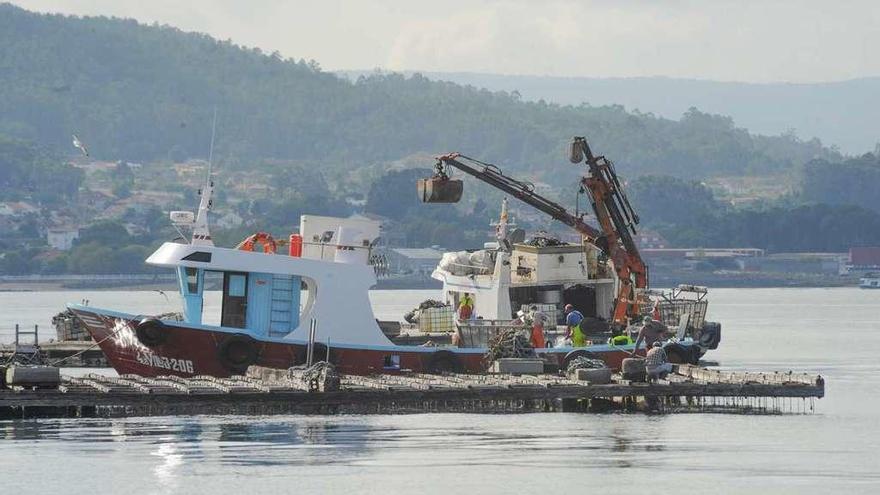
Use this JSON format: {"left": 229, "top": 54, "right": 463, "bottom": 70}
{"left": 354, "top": 71, "right": 879, "bottom": 155}
{"left": 0, "top": 3, "right": 841, "bottom": 185}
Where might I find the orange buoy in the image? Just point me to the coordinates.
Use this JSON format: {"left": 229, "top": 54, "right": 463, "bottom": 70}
{"left": 289, "top": 234, "right": 303, "bottom": 257}
{"left": 237, "top": 232, "right": 277, "bottom": 254}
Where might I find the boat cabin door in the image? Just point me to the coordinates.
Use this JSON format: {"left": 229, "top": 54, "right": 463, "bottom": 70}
{"left": 222, "top": 272, "right": 249, "bottom": 328}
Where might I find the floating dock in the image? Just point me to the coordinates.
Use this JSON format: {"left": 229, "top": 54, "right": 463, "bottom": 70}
{"left": 0, "top": 341, "right": 108, "bottom": 367}
{"left": 0, "top": 365, "right": 824, "bottom": 419}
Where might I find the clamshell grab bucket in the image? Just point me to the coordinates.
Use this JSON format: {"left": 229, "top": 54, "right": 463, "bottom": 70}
{"left": 417, "top": 177, "right": 463, "bottom": 203}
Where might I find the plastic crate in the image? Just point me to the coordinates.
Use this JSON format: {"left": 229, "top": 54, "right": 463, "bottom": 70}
{"left": 418, "top": 306, "right": 456, "bottom": 333}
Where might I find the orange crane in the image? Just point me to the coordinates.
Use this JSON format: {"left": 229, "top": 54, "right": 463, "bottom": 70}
{"left": 421, "top": 136, "right": 647, "bottom": 326}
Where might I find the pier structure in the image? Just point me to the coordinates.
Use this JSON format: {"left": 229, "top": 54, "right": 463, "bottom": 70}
{"left": 0, "top": 365, "right": 824, "bottom": 419}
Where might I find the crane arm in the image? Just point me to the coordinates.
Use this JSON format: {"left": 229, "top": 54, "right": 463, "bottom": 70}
{"left": 431, "top": 138, "right": 648, "bottom": 326}
{"left": 434, "top": 153, "right": 602, "bottom": 240}
{"left": 570, "top": 137, "right": 648, "bottom": 324}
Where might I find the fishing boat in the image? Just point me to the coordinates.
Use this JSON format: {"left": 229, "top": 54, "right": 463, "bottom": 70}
{"left": 68, "top": 169, "right": 719, "bottom": 377}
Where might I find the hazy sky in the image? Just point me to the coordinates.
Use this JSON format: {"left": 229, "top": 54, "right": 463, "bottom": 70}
{"left": 11, "top": 0, "right": 880, "bottom": 83}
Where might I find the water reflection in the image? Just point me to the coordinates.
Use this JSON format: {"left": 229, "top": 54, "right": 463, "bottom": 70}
{"left": 0, "top": 417, "right": 373, "bottom": 468}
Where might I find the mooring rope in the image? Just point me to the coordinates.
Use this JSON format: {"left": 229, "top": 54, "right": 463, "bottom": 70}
{"left": 47, "top": 317, "right": 142, "bottom": 367}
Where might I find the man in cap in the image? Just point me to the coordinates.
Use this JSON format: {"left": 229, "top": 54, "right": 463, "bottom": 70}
{"left": 564, "top": 304, "right": 586, "bottom": 347}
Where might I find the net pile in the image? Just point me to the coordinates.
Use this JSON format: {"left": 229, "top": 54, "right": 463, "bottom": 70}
{"left": 404, "top": 299, "right": 448, "bottom": 324}
{"left": 297, "top": 361, "right": 340, "bottom": 392}
{"left": 566, "top": 356, "right": 607, "bottom": 373}
{"left": 485, "top": 328, "right": 534, "bottom": 361}
{"left": 524, "top": 231, "right": 568, "bottom": 248}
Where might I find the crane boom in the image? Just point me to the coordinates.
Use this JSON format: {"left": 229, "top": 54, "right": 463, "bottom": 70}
{"left": 433, "top": 153, "right": 601, "bottom": 240}
{"left": 430, "top": 137, "right": 648, "bottom": 325}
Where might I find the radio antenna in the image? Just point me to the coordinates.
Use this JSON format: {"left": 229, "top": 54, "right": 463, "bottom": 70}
{"left": 207, "top": 106, "right": 217, "bottom": 179}
{"left": 191, "top": 107, "right": 218, "bottom": 246}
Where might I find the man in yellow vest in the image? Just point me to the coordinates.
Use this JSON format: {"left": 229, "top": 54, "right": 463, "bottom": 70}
{"left": 457, "top": 293, "right": 474, "bottom": 320}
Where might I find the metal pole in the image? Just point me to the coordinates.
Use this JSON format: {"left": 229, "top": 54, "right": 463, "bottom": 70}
{"left": 34, "top": 324, "right": 38, "bottom": 345}
{"left": 307, "top": 318, "right": 317, "bottom": 367}
{"left": 15, "top": 324, "right": 19, "bottom": 346}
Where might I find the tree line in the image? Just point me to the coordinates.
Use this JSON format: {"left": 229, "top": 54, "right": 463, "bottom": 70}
{"left": 0, "top": 3, "right": 842, "bottom": 187}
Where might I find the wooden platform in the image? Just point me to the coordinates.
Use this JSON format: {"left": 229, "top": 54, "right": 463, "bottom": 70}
{"left": 0, "top": 365, "right": 824, "bottom": 419}
{"left": 0, "top": 341, "right": 109, "bottom": 367}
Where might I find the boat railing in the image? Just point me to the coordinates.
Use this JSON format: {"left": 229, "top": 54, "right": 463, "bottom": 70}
{"left": 652, "top": 299, "right": 708, "bottom": 330}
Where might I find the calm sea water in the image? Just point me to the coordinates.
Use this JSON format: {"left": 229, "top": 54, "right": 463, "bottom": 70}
{"left": 0, "top": 288, "right": 878, "bottom": 494}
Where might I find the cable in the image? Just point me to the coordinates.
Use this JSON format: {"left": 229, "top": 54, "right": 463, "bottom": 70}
{"left": 48, "top": 317, "right": 143, "bottom": 367}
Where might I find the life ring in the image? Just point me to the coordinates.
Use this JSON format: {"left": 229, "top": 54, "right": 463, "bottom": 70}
{"left": 135, "top": 318, "right": 168, "bottom": 347}
{"left": 218, "top": 334, "right": 259, "bottom": 373}
{"left": 424, "top": 350, "right": 462, "bottom": 374}
{"left": 237, "top": 232, "right": 277, "bottom": 254}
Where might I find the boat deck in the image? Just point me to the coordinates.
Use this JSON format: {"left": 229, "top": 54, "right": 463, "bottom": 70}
{"left": 0, "top": 365, "right": 823, "bottom": 418}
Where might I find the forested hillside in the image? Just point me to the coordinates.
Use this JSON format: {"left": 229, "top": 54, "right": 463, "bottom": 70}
{"left": 1, "top": 3, "right": 876, "bottom": 276}
{"left": 0, "top": 135, "right": 82, "bottom": 204}
{"left": 802, "top": 153, "right": 880, "bottom": 214}
{"left": 367, "top": 71, "right": 880, "bottom": 155}
{"left": 0, "top": 3, "right": 841, "bottom": 184}
{"left": 628, "top": 174, "right": 880, "bottom": 252}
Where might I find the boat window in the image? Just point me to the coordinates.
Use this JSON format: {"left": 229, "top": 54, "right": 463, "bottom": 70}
{"left": 185, "top": 267, "right": 199, "bottom": 294}
{"left": 182, "top": 251, "right": 212, "bottom": 262}
{"left": 227, "top": 274, "right": 247, "bottom": 297}
{"left": 222, "top": 272, "right": 249, "bottom": 329}
{"left": 200, "top": 271, "right": 224, "bottom": 326}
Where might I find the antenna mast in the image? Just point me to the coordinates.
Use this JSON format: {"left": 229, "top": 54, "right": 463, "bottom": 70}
{"left": 191, "top": 108, "right": 218, "bottom": 246}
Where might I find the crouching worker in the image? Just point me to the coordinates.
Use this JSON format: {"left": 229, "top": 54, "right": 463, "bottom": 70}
{"left": 607, "top": 326, "right": 634, "bottom": 346}
{"left": 645, "top": 341, "right": 673, "bottom": 381}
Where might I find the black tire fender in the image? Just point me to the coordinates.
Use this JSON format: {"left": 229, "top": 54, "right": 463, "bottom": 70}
{"left": 218, "top": 334, "right": 259, "bottom": 373}
{"left": 424, "top": 350, "right": 462, "bottom": 374}
{"left": 135, "top": 318, "right": 168, "bottom": 347}
{"left": 698, "top": 321, "right": 722, "bottom": 350}
{"left": 662, "top": 343, "right": 695, "bottom": 365}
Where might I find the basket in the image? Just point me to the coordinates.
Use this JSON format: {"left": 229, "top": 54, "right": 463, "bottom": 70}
{"left": 655, "top": 299, "right": 708, "bottom": 329}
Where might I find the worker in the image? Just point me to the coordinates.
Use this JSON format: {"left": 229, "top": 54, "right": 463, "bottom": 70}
{"left": 645, "top": 341, "right": 672, "bottom": 380}
{"left": 607, "top": 326, "right": 634, "bottom": 346}
{"left": 528, "top": 305, "right": 547, "bottom": 348}
{"left": 457, "top": 293, "right": 474, "bottom": 320}
{"left": 564, "top": 304, "right": 586, "bottom": 347}
{"left": 633, "top": 315, "right": 668, "bottom": 354}
{"left": 451, "top": 328, "right": 463, "bottom": 347}
{"left": 651, "top": 300, "right": 662, "bottom": 321}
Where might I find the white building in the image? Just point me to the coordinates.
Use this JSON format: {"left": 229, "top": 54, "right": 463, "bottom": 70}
{"left": 47, "top": 228, "right": 79, "bottom": 251}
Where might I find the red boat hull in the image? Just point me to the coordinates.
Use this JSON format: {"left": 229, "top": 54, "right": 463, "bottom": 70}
{"left": 71, "top": 308, "right": 643, "bottom": 377}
